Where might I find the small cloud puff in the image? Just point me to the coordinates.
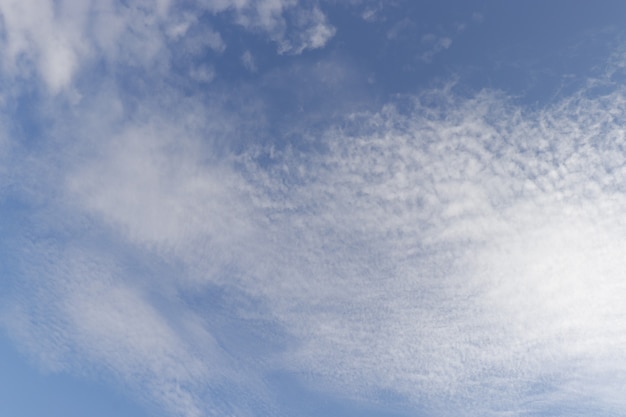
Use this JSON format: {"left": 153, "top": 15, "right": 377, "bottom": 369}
{"left": 420, "top": 34, "right": 453, "bottom": 62}
{"left": 189, "top": 64, "right": 216, "bottom": 83}
{"left": 277, "top": 6, "right": 336, "bottom": 54}
{"left": 241, "top": 50, "right": 257, "bottom": 72}
{"left": 472, "top": 12, "right": 484, "bottom": 23}
{"left": 386, "top": 18, "right": 416, "bottom": 40}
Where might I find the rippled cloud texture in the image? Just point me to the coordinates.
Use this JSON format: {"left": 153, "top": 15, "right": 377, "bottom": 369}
{"left": 2, "top": 1, "right": 626, "bottom": 417}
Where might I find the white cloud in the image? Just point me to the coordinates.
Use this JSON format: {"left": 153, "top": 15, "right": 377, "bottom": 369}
{"left": 277, "top": 6, "right": 336, "bottom": 54}
{"left": 16, "top": 75, "right": 626, "bottom": 416}
{"left": 420, "top": 33, "right": 453, "bottom": 62}
{"left": 3, "top": 5, "right": 626, "bottom": 417}
{"left": 0, "top": 0, "right": 334, "bottom": 94}
{"left": 0, "top": 244, "right": 234, "bottom": 417}
{"left": 258, "top": 86, "right": 626, "bottom": 414}
{"left": 0, "top": 0, "right": 180, "bottom": 92}
{"left": 190, "top": 64, "right": 216, "bottom": 82}
{"left": 7, "top": 68, "right": 626, "bottom": 416}
{"left": 0, "top": 0, "right": 89, "bottom": 93}
{"left": 207, "top": 0, "right": 335, "bottom": 54}
{"left": 361, "top": 2, "right": 384, "bottom": 23}
{"left": 0, "top": 82, "right": 275, "bottom": 416}
{"left": 241, "top": 50, "right": 257, "bottom": 72}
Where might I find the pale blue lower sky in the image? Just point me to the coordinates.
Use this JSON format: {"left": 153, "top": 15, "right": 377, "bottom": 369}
{"left": 0, "top": 334, "right": 152, "bottom": 417}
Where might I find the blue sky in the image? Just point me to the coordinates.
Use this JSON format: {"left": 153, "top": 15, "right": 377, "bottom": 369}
{"left": 2, "top": 1, "right": 626, "bottom": 416}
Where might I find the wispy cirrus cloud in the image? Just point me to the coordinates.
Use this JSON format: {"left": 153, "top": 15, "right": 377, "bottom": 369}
{"left": 0, "top": 0, "right": 335, "bottom": 94}
{"left": 6, "top": 64, "right": 626, "bottom": 417}
{"left": 259, "top": 86, "right": 626, "bottom": 415}
{"left": 3, "top": 2, "right": 626, "bottom": 417}
{"left": 209, "top": 0, "right": 336, "bottom": 54}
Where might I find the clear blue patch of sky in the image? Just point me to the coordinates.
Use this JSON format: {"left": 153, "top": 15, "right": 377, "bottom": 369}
{"left": 321, "top": 0, "right": 626, "bottom": 104}
{"left": 220, "top": 1, "right": 626, "bottom": 101}
{"left": 0, "top": 333, "right": 154, "bottom": 417}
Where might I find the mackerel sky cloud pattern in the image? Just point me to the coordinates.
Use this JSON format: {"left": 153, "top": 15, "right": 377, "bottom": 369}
{"left": 2, "top": 1, "right": 626, "bottom": 417}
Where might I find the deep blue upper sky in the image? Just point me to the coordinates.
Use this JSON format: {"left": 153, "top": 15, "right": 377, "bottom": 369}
{"left": 2, "top": 1, "right": 626, "bottom": 417}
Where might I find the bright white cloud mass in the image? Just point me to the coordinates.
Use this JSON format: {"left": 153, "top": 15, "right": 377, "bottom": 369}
{"left": 2, "top": 1, "right": 626, "bottom": 417}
